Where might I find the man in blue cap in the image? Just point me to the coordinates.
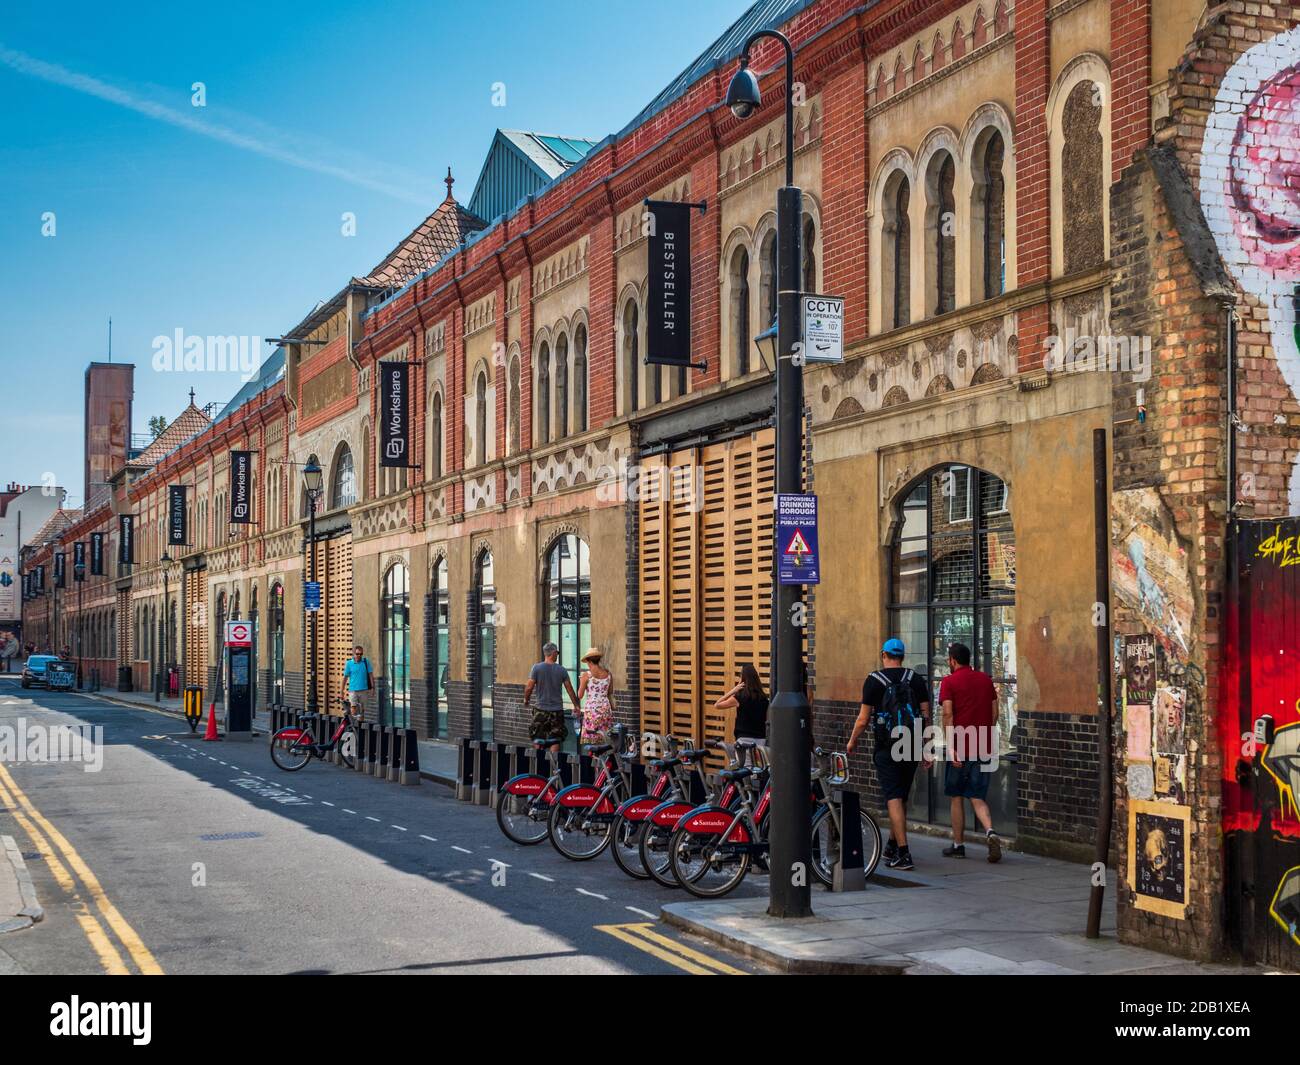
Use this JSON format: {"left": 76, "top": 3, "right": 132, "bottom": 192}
{"left": 848, "top": 638, "right": 931, "bottom": 870}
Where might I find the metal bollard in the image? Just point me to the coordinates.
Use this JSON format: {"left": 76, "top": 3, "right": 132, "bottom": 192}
{"left": 832, "top": 789, "right": 866, "bottom": 892}
{"left": 489, "top": 744, "right": 511, "bottom": 808}
{"left": 353, "top": 723, "right": 369, "bottom": 772}
{"left": 374, "top": 727, "right": 391, "bottom": 778}
{"left": 387, "top": 729, "right": 402, "bottom": 783}
{"left": 456, "top": 738, "right": 475, "bottom": 801}
{"left": 399, "top": 728, "right": 420, "bottom": 786}
{"left": 473, "top": 740, "right": 492, "bottom": 805}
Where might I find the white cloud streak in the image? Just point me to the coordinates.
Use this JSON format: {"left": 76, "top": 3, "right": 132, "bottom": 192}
{"left": 0, "top": 43, "right": 429, "bottom": 206}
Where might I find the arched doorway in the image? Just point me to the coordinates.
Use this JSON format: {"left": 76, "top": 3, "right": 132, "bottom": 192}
{"left": 382, "top": 562, "right": 410, "bottom": 728}
{"left": 889, "top": 464, "right": 1017, "bottom": 832}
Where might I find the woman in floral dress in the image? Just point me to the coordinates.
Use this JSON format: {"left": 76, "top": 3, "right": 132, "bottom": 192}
{"left": 576, "top": 647, "right": 615, "bottom": 743}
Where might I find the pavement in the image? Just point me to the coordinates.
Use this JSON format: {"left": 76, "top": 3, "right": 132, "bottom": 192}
{"left": 71, "top": 683, "right": 461, "bottom": 785}
{"left": 0, "top": 833, "right": 44, "bottom": 934}
{"left": 663, "top": 832, "right": 1260, "bottom": 975}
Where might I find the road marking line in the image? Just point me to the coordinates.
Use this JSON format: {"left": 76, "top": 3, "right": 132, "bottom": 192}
{"left": 621, "top": 923, "right": 746, "bottom": 975}
{"left": 321, "top": 801, "right": 335, "bottom": 807}
{"left": 595, "top": 924, "right": 714, "bottom": 975}
{"left": 576, "top": 888, "right": 609, "bottom": 900}
{"left": 528, "top": 872, "right": 555, "bottom": 882}
{"left": 419, "top": 835, "right": 437, "bottom": 842}
{"left": 626, "top": 906, "right": 658, "bottom": 919}
{"left": 75, "top": 912, "right": 131, "bottom": 975}
{"left": 488, "top": 859, "right": 511, "bottom": 867}
{"left": 451, "top": 845, "right": 472, "bottom": 854}
{"left": 390, "top": 825, "right": 407, "bottom": 831}
{"left": 0, "top": 766, "right": 160, "bottom": 974}
{"left": 365, "top": 816, "right": 380, "bottom": 822}
{"left": 342, "top": 808, "right": 357, "bottom": 815}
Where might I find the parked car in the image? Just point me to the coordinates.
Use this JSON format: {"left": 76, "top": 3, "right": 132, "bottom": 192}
{"left": 20, "top": 654, "right": 61, "bottom": 689}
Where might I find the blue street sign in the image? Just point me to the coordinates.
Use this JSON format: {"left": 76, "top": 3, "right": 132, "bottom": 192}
{"left": 303, "top": 580, "right": 322, "bottom": 612}
{"left": 776, "top": 493, "right": 820, "bottom": 585}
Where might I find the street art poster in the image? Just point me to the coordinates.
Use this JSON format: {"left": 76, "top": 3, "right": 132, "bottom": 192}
{"left": 1127, "top": 763, "right": 1155, "bottom": 802}
{"left": 1128, "top": 800, "right": 1190, "bottom": 920}
{"left": 1154, "top": 755, "right": 1187, "bottom": 806}
{"left": 1202, "top": 25, "right": 1300, "bottom": 513}
{"left": 1153, "top": 687, "right": 1185, "bottom": 758}
{"left": 1111, "top": 488, "right": 1194, "bottom": 660}
{"left": 1124, "top": 703, "right": 1152, "bottom": 765}
{"left": 1123, "top": 634, "right": 1157, "bottom": 705}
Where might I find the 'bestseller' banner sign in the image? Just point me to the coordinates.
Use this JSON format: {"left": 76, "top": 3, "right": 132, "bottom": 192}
{"left": 646, "top": 201, "right": 692, "bottom": 367}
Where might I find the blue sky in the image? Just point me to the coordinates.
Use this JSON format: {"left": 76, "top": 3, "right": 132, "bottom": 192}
{"left": 0, "top": 0, "right": 749, "bottom": 507}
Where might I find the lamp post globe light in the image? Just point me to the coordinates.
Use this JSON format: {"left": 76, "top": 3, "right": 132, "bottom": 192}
{"left": 727, "top": 28, "right": 813, "bottom": 920}
{"left": 302, "top": 459, "right": 323, "bottom": 716}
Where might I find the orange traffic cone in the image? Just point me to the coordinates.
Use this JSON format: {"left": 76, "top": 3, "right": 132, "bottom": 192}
{"left": 203, "top": 700, "right": 221, "bottom": 741}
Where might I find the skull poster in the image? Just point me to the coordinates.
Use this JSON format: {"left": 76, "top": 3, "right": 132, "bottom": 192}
{"left": 1128, "top": 800, "right": 1190, "bottom": 920}
{"left": 1123, "top": 634, "right": 1157, "bottom": 706}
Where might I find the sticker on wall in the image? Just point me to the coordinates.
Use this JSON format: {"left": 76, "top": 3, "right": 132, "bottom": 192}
{"left": 1126, "top": 763, "right": 1155, "bottom": 802}
{"left": 1123, "top": 634, "right": 1157, "bottom": 705}
{"left": 1153, "top": 755, "right": 1187, "bottom": 805}
{"left": 1125, "top": 703, "right": 1152, "bottom": 764}
{"left": 1128, "top": 800, "right": 1190, "bottom": 920}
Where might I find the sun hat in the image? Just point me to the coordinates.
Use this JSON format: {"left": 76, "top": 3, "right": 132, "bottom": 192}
{"left": 581, "top": 647, "right": 603, "bottom": 663}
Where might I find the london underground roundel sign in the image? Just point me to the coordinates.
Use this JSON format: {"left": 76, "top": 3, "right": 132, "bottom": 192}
{"left": 225, "top": 620, "right": 252, "bottom": 647}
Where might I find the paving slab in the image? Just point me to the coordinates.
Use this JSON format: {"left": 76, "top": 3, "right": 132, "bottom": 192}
{"left": 0, "top": 835, "right": 43, "bottom": 934}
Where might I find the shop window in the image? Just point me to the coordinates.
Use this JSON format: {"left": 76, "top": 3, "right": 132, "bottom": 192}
{"left": 382, "top": 563, "right": 410, "bottom": 728}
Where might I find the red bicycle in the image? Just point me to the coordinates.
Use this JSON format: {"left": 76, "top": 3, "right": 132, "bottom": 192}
{"left": 270, "top": 700, "right": 358, "bottom": 771}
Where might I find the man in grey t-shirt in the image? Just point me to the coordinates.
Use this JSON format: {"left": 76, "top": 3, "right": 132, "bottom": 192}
{"left": 523, "top": 642, "right": 580, "bottom": 753}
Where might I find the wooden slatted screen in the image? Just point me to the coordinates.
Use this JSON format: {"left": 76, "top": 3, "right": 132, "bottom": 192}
{"left": 638, "top": 430, "right": 774, "bottom": 761}
{"left": 309, "top": 535, "right": 355, "bottom": 712}
{"left": 183, "top": 569, "right": 207, "bottom": 689}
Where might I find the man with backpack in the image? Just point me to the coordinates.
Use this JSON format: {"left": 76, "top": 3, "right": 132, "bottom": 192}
{"left": 847, "top": 638, "right": 931, "bottom": 870}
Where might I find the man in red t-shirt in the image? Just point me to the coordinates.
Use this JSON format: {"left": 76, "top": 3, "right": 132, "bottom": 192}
{"left": 938, "top": 642, "right": 1002, "bottom": 863}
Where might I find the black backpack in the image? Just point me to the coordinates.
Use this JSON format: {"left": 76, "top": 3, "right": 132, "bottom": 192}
{"left": 871, "top": 669, "right": 920, "bottom": 749}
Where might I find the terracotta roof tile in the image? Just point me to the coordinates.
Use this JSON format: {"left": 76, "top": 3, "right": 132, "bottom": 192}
{"left": 352, "top": 196, "right": 486, "bottom": 293}
{"left": 135, "top": 403, "right": 212, "bottom": 467}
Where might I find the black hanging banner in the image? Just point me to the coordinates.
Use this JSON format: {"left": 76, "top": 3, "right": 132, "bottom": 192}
{"left": 168, "top": 485, "right": 187, "bottom": 546}
{"left": 73, "top": 541, "right": 86, "bottom": 580}
{"left": 35, "top": 565, "right": 45, "bottom": 592}
{"left": 90, "top": 532, "right": 104, "bottom": 576}
{"left": 379, "top": 361, "right": 410, "bottom": 468}
{"left": 230, "top": 451, "right": 253, "bottom": 524}
{"left": 119, "top": 514, "right": 135, "bottom": 565}
{"left": 646, "top": 200, "right": 694, "bottom": 368}
{"left": 22, "top": 572, "right": 30, "bottom": 600}
{"left": 53, "top": 551, "right": 66, "bottom": 588}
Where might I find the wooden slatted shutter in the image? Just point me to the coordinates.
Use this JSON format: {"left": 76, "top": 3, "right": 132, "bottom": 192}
{"left": 638, "top": 454, "right": 669, "bottom": 740}
{"left": 183, "top": 569, "right": 207, "bottom": 689}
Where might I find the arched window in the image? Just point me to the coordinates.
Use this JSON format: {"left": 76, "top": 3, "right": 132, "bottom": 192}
{"left": 555, "top": 332, "right": 569, "bottom": 439}
{"left": 731, "top": 246, "right": 751, "bottom": 376}
{"left": 1061, "top": 81, "right": 1105, "bottom": 274}
{"left": 972, "top": 129, "right": 1006, "bottom": 299}
{"left": 507, "top": 357, "right": 521, "bottom": 455}
{"left": 430, "top": 392, "right": 443, "bottom": 478}
{"left": 270, "top": 582, "right": 284, "bottom": 705}
{"left": 382, "top": 563, "right": 410, "bottom": 728}
{"left": 474, "top": 371, "right": 488, "bottom": 467}
{"left": 537, "top": 342, "right": 551, "bottom": 444}
{"left": 431, "top": 557, "right": 450, "bottom": 739}
{"left": 622, "top": 301, "right": 640, "bottom": 413}
{"left": 889, "top": 465, "right": 1016, "bottom": 763}
{"left": 802, "top": 216, "right": 817, "bottom": 295}
{"left": 543, "top": 535, "right": 591, "bottom": 737}
{"left": 883, "top": 173, "right": 912, "bottom": 329}
{"left": 927, "top": 151, "right": 957, "bottom": 315}
{"left": 760, "top": 231, "right": 778, "bottom": 328}
{"left": 331, "top": 445, "right": 356, "bottom": 509}
{"left": 475, "top": 551, "right": 496, "bottom": 741}
{"left": 573, "top": 325, "right": 587, "bottom": 434}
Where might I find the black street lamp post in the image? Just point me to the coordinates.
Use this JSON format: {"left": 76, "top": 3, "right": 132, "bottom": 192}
{"left": 74, "top": 556, "right": 85, "bottom": 688}
{"left": 303, "top": 459, "right": 324, "bottom": 716}
{"left": 727, "top": 28, "right": 813, "bottom": 919}
{"left": 159, "top": 551, "right": 172, "bottom": 702}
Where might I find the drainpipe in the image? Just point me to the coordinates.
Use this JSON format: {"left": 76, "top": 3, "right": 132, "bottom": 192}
{"left": 1086, "top": 427, "right": 1114, "bottom": 938}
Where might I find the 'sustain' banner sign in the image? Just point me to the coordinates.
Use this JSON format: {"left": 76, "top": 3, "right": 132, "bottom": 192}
{"left": 168, "top": 485, "right": 188, "bottom": 546}
{"left": 646, "top": 201, "right": 693, "bottom": 367}
{"left": 230, "top": 451, "right": 252, "bottom": 524}
{"left": 380, "top": 361, "right": 409, "bottom": 468}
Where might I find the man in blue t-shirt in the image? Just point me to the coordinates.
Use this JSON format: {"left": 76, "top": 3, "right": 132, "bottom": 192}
{"left": 342, "top": 645, "right": 373, "bottom": 723}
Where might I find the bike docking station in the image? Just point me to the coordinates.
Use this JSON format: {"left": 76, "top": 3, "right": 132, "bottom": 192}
{"left": 223, "top": 620, "right": 255, "bottom": 742}
{"left": 266, "top": 705, "right": 421, "bottom": 784}
{"left": 832, "top": 787, "right": 866, "bottom": 892}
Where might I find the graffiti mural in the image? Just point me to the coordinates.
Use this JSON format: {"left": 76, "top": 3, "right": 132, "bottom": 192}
{"left": 1112, "top": 488, "right": 1194, "bottom": 659}
{"left": 1202, "top": 27, "right": 1300, "bottom": 514}
{"left": 1224, "top": 518, "right": 1300, "bottom": 963}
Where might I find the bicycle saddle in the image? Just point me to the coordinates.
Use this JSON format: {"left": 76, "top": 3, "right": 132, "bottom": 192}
{"left": 649, "top": 757, "right": 682, "bottom": 770}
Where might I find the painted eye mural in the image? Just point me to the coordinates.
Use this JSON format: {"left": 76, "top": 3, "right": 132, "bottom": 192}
{"left": 1202, "top": 29, "right": 1300, "bottom": 513}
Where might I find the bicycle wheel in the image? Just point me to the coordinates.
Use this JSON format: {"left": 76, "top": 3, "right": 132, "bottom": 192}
{"left": 640, "top": 824, "right": 679, "bottom": 888}
{"left": 810, "top": 806, "right": 884, "bottom": 886}
{"left": 610, "top": 815, "right": 650, "bottom": 880}
{"left": 269, "top": 728, "right": 312, "bottom": 771}
{"left": 496, "top": 790, "right": 550, "bottom": 845}
{"left": 669, "top": 824, "right": 751, "bottom": 899}
{"left": 337, "top": 727, "right": 357, "bottom": 769}
{"left": 547, "top": 800, "right": 614, "bottom": 860}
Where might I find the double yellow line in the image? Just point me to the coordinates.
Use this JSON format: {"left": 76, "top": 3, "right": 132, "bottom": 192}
{"left": 597, "top": 922, "right": 746, "bottom": 975}
{"left": 0, "top": 763, "right": 161, "bottom": 975}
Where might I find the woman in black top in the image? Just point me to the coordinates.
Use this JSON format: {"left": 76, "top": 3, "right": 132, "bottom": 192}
{"left": 715, "top": 663, "right": 769, "bottom": 760}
